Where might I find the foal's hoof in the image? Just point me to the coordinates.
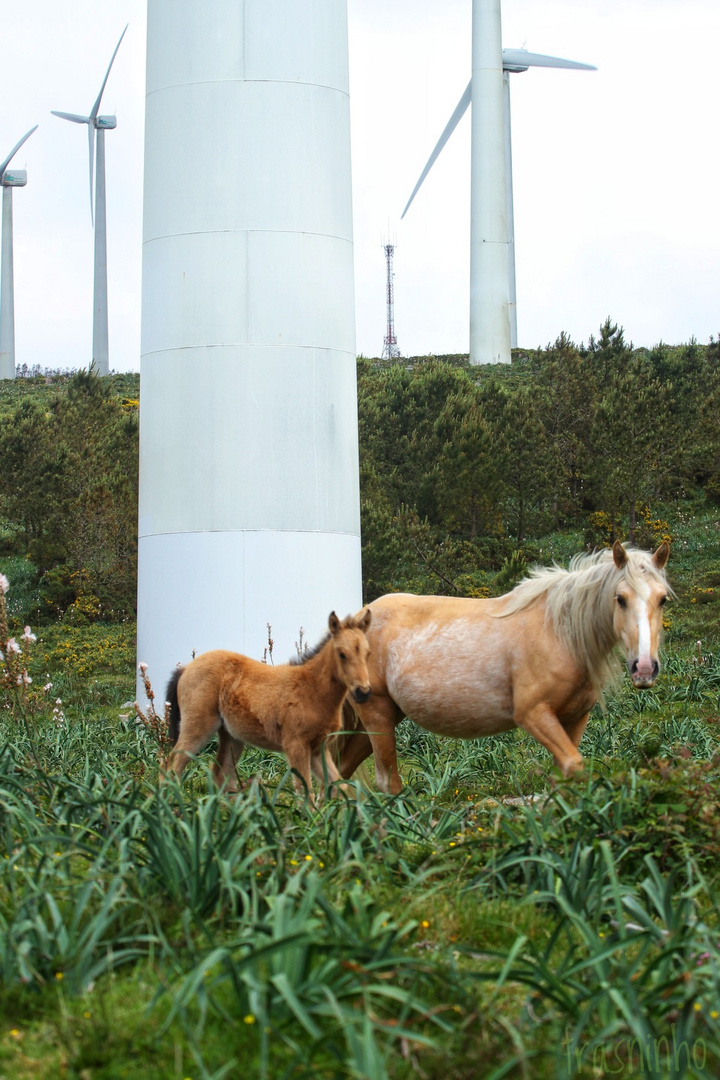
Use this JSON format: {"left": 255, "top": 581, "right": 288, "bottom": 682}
{"left": 560, "top": 759, "right": 585, "bottom": 780}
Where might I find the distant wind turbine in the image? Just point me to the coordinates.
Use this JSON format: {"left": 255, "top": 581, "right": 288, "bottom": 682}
{"left": 402, "top": 0, "right": 595, "bottom": 362}
{"left": 0, "top": 125, "right": 38, "bottom": 380}
{"left": 52, "top": 25, "right": 128, "bottom": 376}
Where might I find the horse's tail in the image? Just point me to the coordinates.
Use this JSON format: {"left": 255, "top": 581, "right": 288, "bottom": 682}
{"left": 165, "top": 667, "right": 184, "bottom": 745}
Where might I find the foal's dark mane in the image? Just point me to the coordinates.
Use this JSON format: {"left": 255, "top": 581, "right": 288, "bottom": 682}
{"left": 289, "top": 632, "right": 330, "bottom": 667}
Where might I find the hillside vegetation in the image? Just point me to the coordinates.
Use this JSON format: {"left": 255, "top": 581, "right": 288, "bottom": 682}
{"left": 0, "top": 370, "right": 138, "bottom": 625}
{"left": 2, "top": 321, "right": 719, "bottom": 630}
{"left": 0, "top": 324, "right": 719, "bottom": 1078}
{"left": 359, "top": 323, "right": 719, "bottom": 604}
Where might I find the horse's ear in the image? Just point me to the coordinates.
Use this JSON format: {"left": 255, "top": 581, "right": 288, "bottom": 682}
{"left": 355, "top": 606, "right": 372, "bottom": 632}
{"left": 612, "top": 540, "right": 628, "bottom": 569}
{"left": 652, "top": 541, "right": 670, "bottom": 570}
{"left": 328, "top": 611, "right": 341, "bottom": 635}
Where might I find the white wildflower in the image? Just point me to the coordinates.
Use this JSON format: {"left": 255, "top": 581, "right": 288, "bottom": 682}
{"left": 21, "top": 626, "right": 36, "bottom": 644}
{"left": 6, "top": 638, "right": 20, "bottom": 654}
{"left": 0, "top": 575, "right": 9, "bottom": 595}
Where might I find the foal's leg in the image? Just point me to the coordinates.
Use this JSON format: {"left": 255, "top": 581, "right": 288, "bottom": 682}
{"left": 213, "top": 727, "right": 245, "bottom": 793}
{"left": 169, "top": 712, "right": 221, "bottom": 780}
{"left": 310, "top": 744, "right": 351, "bottom": 798}
{"left": 283, "top": 738, "right": 314, "bottom": 803}
{"left": 518, "top": 704, "right": 584, "bottom": 777}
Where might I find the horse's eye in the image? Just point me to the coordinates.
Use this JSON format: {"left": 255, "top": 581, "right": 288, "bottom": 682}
{"left": 339, "top": 651, "right": 347, "bottom": 661}
{"left": 616, "top": 595, "right": 627, "bottom": 609}
{"left": 659, "top": 595, "right": 668, "bottom": 607}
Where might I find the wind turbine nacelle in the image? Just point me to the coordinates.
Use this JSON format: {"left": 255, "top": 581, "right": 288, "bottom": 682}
{"left": 1, "top": 170, "right": 27, "bottom": 187}
{"left": 96, "top": 115, "right": 117, "bottom": 129}
{"left": 502, "top": 48, "right": 596, "bottom": 75}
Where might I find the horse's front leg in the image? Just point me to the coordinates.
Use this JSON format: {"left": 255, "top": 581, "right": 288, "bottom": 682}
{"left": 517, "top": 704, "right": 584, "bottom": 778}
{"left": 563, "top": 712, "right": 590, "bottom": 752}
{"left": 353, "top": 695, "right": 404, "bottom": 795}
{"left": 283, "top": 739, "right": 314, "bottom": 803}
{"left": 338, "top": 725, "right": 374, "bottom": 782}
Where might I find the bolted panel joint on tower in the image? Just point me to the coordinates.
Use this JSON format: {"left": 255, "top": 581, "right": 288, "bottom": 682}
{"left": 381, "top": 242, "right": 401, "bottom": 359}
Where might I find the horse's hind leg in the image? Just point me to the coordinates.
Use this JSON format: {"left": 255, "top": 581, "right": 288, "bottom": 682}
{"left": 213, "top": 727, "right": 245, "bottom": 793}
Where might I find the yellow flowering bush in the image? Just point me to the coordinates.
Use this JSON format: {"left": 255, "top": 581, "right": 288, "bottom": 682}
{"left": 635, "top": 506, "right": 672, "bottom": 549}
{"left": 39, "top": 624, "right": 135, "bottom": 679}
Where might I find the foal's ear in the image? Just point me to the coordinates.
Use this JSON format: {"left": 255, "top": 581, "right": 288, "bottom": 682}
{"left": 328, "top": 611, "right": 341, "bottom": 635}
{"left": 355, "top": 606, "right": 372, "bottom": 632}
{"left": 612, "top": 540, "right": 628, "bottom": 569}
{"left": 652, "top": 541, "right": 670, "bottom": 570}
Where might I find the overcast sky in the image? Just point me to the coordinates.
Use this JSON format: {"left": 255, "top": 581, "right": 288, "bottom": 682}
{"left": 2, "top": 0, "right": 719, "bottom": 373}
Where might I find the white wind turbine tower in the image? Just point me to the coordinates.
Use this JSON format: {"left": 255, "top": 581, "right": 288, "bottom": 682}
{"left": 0, "top": 125, "right": 38, "bottom": 380}
{"left": 52, "top": 25, "right": 128, "bottom": 376}
{"left": 402, "top": 0, "right": 595, "bottom": 363}
{"left": 136, "top": 1, "right": 362, "bottom": 696}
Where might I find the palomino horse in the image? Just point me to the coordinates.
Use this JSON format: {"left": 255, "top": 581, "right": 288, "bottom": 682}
{"left": 337, "top": 542, "right": 670, "bottom": 794}
{"left": 166, "top": 609, "right": 372, "bottom": 799}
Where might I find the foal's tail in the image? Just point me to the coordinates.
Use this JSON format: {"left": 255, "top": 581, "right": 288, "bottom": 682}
{"left": 165, "top": 667, "right": 184, "bottom": 745}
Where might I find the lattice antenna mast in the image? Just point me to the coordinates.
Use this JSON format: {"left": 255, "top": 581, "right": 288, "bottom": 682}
{"left": 381, "top": 241, "right": 401, "bottom": 359}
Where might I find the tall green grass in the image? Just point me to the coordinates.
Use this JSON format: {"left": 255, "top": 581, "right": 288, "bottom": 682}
{"left": 2, "top": 557, "right": 720, "bottom": 1076}
{"left": 2, "top": 691, "right": 720, "bottom": 1078}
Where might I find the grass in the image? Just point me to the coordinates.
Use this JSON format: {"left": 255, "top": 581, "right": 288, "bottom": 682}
{"left": 1, "top": 506, "right": 720, "bottom": 1078}
{"left": 2, "top": 690, "right": 720, "bottom": 1079}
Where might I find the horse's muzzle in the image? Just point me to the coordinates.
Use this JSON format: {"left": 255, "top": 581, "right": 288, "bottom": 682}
{"left": 630, "top": 659, "right": 660, "bottom": 688}
{"left": 352, "top": 686, "right": 372, "bottom": 704}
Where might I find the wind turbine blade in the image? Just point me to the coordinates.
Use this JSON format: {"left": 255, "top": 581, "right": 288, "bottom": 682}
{"left": 0, "top": 124, "right": 38, "bottom": 178}
{"left": 502, "top": 48, "right": 596, "bottom": 72}
{"left": 51, "top": 110, "right": 92, "bottom": 124}
{"left": 401, "top": 81, "right": 471, "bottom": 219}
{"left": 91, "top": 24, "right": 128, "bottom": 119}
{"left": 88, "top": 124, "right": 95, "bottom": 226}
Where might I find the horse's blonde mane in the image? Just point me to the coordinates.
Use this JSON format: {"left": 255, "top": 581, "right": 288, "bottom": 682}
{"left": 497, "top": 547, "right": 670, "bottom": 699}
